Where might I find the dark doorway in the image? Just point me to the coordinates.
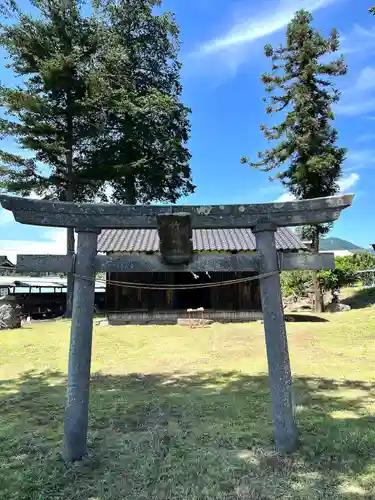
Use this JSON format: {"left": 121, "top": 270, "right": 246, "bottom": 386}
{"left": 173, "top": 272, "right": 212, "bottom": 310}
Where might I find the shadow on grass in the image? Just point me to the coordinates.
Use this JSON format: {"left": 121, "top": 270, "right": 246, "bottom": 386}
{"left": 1, "top": 370, "right": 375, "bottom": 499}
{"left": 342, "top": 287, "right": 375, "bottom": 309}
{"left": 285, "top": 314, "right": 329, "bottom": 323}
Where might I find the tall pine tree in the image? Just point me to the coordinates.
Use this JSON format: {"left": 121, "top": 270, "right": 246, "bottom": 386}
{"left": 241, "top": 10, "right": 347, "bottom": 312}
{"left": 0, "top": 0, "right": 194, "bottom": 315}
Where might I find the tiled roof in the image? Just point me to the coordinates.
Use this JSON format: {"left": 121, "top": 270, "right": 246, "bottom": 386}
{"left": 98, "top": 228, "right": 305, "bottom": 253}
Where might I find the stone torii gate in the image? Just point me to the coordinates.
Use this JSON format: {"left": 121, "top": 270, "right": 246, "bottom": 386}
{"left": 0, "top": 194, "right": 353, "bottom": 461}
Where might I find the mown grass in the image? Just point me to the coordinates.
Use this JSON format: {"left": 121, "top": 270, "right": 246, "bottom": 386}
{"left": 341, "top": 286, "right": 375, "bottom": 310}
{"left": 1, "top": 302, "right": 375, "bottom": 499}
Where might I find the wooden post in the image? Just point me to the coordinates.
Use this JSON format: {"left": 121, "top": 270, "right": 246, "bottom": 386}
{"left": 254, "top": 222, "right": 298, "bottom": 454}
{"left": 64, "top": 229, "right": 98, "bottom": 461}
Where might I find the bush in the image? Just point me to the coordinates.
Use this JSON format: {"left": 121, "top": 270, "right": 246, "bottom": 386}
{"left": 318, "top": 254, "right": 366, "bottom": 295}
{"left": 350, "top": 252, "right": 375, "bottom": 271}
{"left": 281, "top": 252, "right": 375, "bottom": 299}
{"left": 280, "top": 270, "right": 312, "bottom": 298}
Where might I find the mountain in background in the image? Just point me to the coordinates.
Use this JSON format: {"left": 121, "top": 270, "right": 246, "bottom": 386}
{"left": 320, "top": 237, "right": 364, "bottom": 252}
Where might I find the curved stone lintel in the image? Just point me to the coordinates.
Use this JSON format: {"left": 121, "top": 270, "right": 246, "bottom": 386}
{"left": 0, "top": 194, "right": 354, "bottom": 229}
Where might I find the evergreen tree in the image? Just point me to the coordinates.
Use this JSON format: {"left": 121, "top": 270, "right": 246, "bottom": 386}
{"left": 241, "top": 10, "right": 347, "bottom": 311}
{"left": 0, "top": 0, "right": 193, "bottom": 315}
{"left": 90, "top": 0, "right": 194, "bottom": 205}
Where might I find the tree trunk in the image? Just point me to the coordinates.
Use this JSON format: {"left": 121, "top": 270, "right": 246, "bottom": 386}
{"left": 65, "top": 88, "right": 74, "bottom": 318}
{"left": 124, "top": 172, "right": 137, "bottom": 204}
{"left": 311, "top": 226, "right": 324, "bottom": 313}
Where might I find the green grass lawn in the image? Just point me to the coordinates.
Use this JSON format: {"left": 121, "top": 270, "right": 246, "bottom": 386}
{"left": 1, "top": 303, "right": 375, "bottom": 499}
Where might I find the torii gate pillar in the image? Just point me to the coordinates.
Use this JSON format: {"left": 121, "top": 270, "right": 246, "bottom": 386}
{"left": 254, "top": 222, "right": 297, "bottom": 452}
{"left": 64, "top": 229, "right": 99, "bottom": 461}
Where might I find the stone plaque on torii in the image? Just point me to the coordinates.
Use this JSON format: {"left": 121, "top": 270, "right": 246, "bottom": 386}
{"left": 0, "top": 194, "right": 353, "bottom": 461}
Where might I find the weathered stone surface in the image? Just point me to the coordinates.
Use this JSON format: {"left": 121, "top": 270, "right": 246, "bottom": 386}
{"left": 17, "top": 254, "right": 73, "bottom": 273}
{"left": 64, "top": 230, "right": 98, "bottom": 462}
{"left": 0, "top": 296, "right": 21, "bottom": 329}
{"left": 97, "top": 252, "right": 261, "bottom": 273}
{"left": 325, "top": 302, "right": 351, "bottom": 312}
{"left": 16, "top": 251, "right": 333, "bottom": 274}
{"left": 0, "top": 194, "right": 354, "bottom": 229}
{"left": 283, "top": 295, "right": 314, "bottom": 313}
{"left": 254, "top": 224, "right": 298, "bottom": 454}
{"left": 279, "top": 252, "right": 334, "bottom": 271}
{"left": 157, "top": 213, "right": 193, "bottom": 265}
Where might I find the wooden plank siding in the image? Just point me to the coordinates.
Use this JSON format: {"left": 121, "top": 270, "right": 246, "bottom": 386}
{"left": 210, "top": 272, "right": 261, "bottom": 310}
{"left": 106, "top": 272, "right": 173, "bottom": 311}
{"left": 105, "top": 271, "right": 261, "bottom": 312}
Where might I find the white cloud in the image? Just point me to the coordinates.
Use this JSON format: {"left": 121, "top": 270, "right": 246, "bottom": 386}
{"left": 355, "top": 133, "right": 375, "bottom": 143}
{"left": 276, "top": 192, "right": 295, "bottom": 202}
{"left": 338, "top": 172, "right": 359, "bottom": 192}
{"left": 353, "top": 66, "right": 375, "bottom": 92}
{"left": 335, "top": 27, "right": 375, "bottom": 117}
{"left": 0, "top": 228, "right": 67, "bottom": 265}
{"left": 346, "top": 149, "right": 375, "bottom": 169}
{"left": 336, "top": 98, "right": 375, "bottom": 117}
{"left": 275, "top": 173, "right": 359, "bottom": 202}
{"left": 338, "top": 66, "right": 375, "bottom": 118}
{"left": 341, "top": 24, "right": 375, "bottom": 56}
{"left": 196, "top": 0, "right": 337, "bottom": 58}
{"left": 188, "top": 0, "right": 340, "bottom": 77}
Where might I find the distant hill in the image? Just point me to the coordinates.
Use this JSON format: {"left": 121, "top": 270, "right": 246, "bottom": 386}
{"left": 319, "top": 237, "right": 364, "bottom": 252}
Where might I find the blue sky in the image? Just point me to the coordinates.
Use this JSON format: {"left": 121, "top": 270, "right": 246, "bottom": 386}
{"left": 0, "top": 0, "right": 374, "bottom": 261}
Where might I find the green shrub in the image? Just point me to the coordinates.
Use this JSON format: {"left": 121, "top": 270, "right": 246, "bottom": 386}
{"left": 349, "top": 252, "right": 375, "bottom": 286}
{"left": 318, "top": 255, "right": 359, "bottom": 294}
{"left": 281, "top": 252, "right": 375, "bottom": 299}
{"left": 280, "top": 270, "right": 312, "bottom": 298}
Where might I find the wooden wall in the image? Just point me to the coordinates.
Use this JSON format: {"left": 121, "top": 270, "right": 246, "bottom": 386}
{"left": 209, "top": 272, "right": 261, "bottom": 310}
{"left": 106, "top": 272, "right": 173, "bottom": 311}
{"left": 106, "top": 271, "right": 261, "bottom": 312}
